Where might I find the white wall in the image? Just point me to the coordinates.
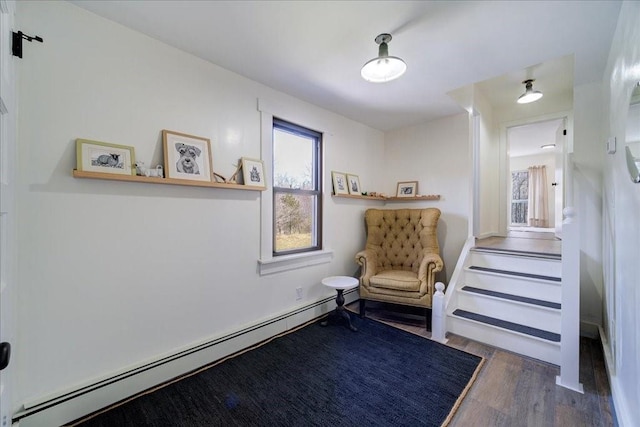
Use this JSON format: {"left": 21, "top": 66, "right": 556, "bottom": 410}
{"left": 383, "top": 114, "right": 470, "bottom": 283}
{"left": 15, "top": 0, "right": 384, "bottom": 410}
{"left": 601, "top": 2, "right": 640, "bottom": 426}
{"left": 510, "top": 152, "right": 556, "bottom": 227}
{"left": 474, "top": 87, "right": 500, "bottom": 237}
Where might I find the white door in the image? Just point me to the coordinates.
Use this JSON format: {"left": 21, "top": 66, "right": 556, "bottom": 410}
{"left": 554, "top": 120, "right": 566, "bottom": 238}
{"left": 0, "top": 1, "right": 17, "bottom": 425}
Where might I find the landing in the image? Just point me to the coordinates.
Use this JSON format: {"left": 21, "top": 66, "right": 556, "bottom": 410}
{"left": 475, "top": 230, "right": 561, "bottom": 257}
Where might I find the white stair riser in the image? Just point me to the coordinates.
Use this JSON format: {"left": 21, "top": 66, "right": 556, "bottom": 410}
{"left": 468, "top": 251, "right": 561, "bottom": 277}
{"left": 457, "top": 291, "right": 561, "bottom": 333}
{"left": 463, "top": 269, "right": 561, "bottom": 303}
{"left": 448, "top": 315, "right": 560, "bottom": 365}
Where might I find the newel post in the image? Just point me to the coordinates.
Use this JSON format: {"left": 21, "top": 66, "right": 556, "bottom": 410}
{"left": 556, "top": 207, "right": 584, "bottom": 393}
{"left": 431, "top": 282, "right": 448, "bottom": 343}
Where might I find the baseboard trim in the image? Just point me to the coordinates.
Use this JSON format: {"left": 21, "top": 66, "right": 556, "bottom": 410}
{"left": 14, "top": 289, "right": 359, "bottom": 427}
{"left": 598, "top": 326, "right": 632, "bottom": 427}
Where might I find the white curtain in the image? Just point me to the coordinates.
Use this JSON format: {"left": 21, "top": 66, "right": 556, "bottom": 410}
{"left": 528, "top": 165, "right": 549, "bottom": 227}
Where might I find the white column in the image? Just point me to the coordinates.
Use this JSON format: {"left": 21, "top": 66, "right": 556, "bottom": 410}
{"left": 431, "top": 282, "right": 448, "bottom": 344}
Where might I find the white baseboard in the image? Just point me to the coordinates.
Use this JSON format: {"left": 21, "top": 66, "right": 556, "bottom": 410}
{"left": 598, "top": 326, "right": 634, "bottom": 427}
{"left": 14, "top": 290, "right": 359, "bottom": 427}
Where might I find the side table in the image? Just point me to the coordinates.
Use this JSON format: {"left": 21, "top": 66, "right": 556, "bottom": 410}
{"left": 320, "top": 276, "right": 359, "bottom": 331}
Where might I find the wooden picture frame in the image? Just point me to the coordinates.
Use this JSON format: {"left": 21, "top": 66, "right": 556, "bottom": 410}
{"left": 76, "top": 139, "right": 136, "bottom": 176}
{"left": 163, "top": 130, "right": 212, "bottom": 182}
{"left": 241, "top": 157, "right": 266, "bottom": 188}
{"left": 346, "top": 174, "right": 361, "bottom": 195}
{"left": 331, "top": 171, "right": 349, "bottom": 195}
{"left": 396, "top": 181, "right": 418, "bottom": 197}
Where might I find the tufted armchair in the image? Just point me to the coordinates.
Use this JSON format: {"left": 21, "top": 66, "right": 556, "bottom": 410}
{"left": 355, "top": 208, "right": 444, "bottom": 329}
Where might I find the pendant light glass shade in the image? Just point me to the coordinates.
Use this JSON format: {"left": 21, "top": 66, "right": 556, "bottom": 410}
{"left": 361, "top": 34, "right": 407, "bottom": 83}
{"left": 517, "top": 79, "right": 543, "bottom": 104}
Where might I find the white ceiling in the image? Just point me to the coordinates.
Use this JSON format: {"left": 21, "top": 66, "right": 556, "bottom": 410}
{"left": 70, "top": 0, "right": 622, "bottom": 131}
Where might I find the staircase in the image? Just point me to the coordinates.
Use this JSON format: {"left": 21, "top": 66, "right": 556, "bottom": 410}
{"left": 447, "top": 245, "right": 562, "bottom": 365}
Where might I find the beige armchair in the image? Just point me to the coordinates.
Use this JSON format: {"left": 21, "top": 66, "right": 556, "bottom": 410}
{"left": 355, "top": 208, "right": 444, "bottom": 329}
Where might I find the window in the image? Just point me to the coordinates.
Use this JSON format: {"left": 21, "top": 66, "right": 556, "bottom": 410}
{"left": 272, "top": 118, "right": 322, "bottom": 256}
{"left": 511, "top": 170, "right": 529, "bottom": 225}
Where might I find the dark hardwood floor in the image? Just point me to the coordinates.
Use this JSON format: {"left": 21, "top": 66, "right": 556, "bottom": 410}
{"left": 346, "top": 302, "right": 616, "bottom": 427}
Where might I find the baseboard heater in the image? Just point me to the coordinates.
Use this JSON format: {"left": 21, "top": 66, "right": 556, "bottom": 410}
{"left": 14, "top": 289, "right": 358, "bottom": 427}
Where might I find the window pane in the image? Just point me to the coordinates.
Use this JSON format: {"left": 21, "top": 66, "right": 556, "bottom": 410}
{"left": 274, "top": 193, "right": 317, "bottom": 252}
{"left": 273, "top": 129, "right": 314, "bottom": 190}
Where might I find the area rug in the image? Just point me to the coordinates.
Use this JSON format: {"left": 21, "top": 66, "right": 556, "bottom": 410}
{"left": 70, "top": 316, "right": 484, "bottom": 427}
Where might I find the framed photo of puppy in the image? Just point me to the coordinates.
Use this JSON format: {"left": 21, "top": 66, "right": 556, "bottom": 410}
{"left": 241, "top": 157, "right": 266, "bottom": 188}
{"left": 76, "top": 139, "right": 136, "bottom": 176}
{"left": 163, "top": 130, "right": 213, "bottom": 182}
{"left": 346, "top": 174, "right": 361, "bottom": 195}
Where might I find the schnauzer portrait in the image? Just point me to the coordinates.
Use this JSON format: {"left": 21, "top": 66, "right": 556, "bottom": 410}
{"left": 175, "top": 143, "right": 201, "bottom": 175}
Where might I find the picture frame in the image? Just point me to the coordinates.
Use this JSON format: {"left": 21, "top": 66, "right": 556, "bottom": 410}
{"left": 163, "top": 130, "right": 212, "bottom": 182}
{"left": 396, "top": 181, "right": 418, "bottom": 197}
{"left": 76, "top": 139, "right": 136, "bottom": 176}
{"left": 346, "top": 174, "right": 361, "bottom": 195}
{"left": 331, "top": 171, "right": 349, "bottom": 195}
{"left": 241, "top": 157, "right": 266, "bottom": 187}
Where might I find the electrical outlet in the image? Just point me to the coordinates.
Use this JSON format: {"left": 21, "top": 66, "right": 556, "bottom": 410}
{"left": 295, "top": 287, "right": 303, "bottom": 300}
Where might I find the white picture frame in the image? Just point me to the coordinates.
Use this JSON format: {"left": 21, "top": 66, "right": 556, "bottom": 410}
{"left": 241, "top": 157, "right": 266, "bottom": 188}
{"left": 347, "top": 174, "right": 361, "bottom": 195}
{"left": 331, "top": 171, "right": 349, "bottom": 195}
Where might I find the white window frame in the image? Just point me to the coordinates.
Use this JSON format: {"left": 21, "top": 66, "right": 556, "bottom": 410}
{"left": 257, "top": 98, "right": 332, "bottom": 275}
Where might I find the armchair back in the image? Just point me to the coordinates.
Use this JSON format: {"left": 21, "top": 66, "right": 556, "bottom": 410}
{"left": 364, "top": 208, "right": 441, "bottom": 273}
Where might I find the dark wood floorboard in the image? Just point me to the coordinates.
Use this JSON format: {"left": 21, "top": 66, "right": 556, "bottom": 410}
{"left": 346, "top": 302, "right": 615, "bottom": 427}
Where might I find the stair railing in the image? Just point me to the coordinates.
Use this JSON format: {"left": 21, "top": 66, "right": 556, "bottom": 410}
{"left": 555, "top": 206, "right": 584, "bottom": 393}
{"left": 431, "top": 235, "right": 475, "bottom": 343}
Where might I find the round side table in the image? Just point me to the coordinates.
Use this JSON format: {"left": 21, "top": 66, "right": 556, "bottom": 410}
{"left": 320, "top": 276, "right": 359, "bottom": 331}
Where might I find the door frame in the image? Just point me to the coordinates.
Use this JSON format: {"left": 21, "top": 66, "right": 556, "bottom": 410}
{"left": 498, "top": 111, "right": 573, "bottom": 236}
{"left": 0, "top": 0, "right": 18, "bottom": 424}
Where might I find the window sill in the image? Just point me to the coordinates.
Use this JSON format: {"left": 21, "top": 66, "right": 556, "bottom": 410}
{"left": 258, "top": 249, "right": 334, "bottom": 276}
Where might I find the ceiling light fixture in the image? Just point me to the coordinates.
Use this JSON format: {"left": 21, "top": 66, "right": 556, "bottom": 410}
{"left": 541, "top": 143, "right": 556, "bottom": 150}
{"left": 517, "top": 79, "right": 543, "bottom": 104}
{"left": 361, "top": 33, "right": 407, "bottom": 83}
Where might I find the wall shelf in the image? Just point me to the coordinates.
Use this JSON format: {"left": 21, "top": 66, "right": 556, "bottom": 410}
{"left": 72, "top": 170, "right": 266, "bottom": 191}
{"left": 332, "top": 194, "right": 440, "bottom": 202}
{"left": 385, "top": 195, "right": 441, "bottom": 201}
{"left": 330, "top": 194, "right": 386, "bottom": 201}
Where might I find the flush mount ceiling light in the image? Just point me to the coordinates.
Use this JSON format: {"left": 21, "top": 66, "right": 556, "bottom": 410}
{"left": 361, "top": 33, "right": 407, "bottom": 83}
{"left": 517, "top": 79, "right": 543, "bottom": 104}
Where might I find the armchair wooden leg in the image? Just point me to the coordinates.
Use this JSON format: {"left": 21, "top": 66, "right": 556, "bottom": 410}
{"left": 425, "top": 308, "right": 432, "bottom": 331}
{"left": 359, "top": 299, "right": 366, "bottom": 318}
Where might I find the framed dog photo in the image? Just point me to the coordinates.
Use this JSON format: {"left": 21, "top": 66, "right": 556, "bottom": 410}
{"left": 241, "top": 157, "right": 266, "bottom": 188}
{"left": 76, "top": 139, "right": 136, "bottom": 176}
{"left": 346, "top": 174, "right": 361, "bottom": 195}
{"left": 163, "top": 130, "right": 213, "bottom": 182}
{"left": 331, "top": 171, "right": 349, "bottom": 195}
{"left": 396, "top": 181, "right": 418, "bottom": 197}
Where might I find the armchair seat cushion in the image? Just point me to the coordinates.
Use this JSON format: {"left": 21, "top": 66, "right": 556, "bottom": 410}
{"left": 370, "top": 270, "right": 421, "bottom": 291}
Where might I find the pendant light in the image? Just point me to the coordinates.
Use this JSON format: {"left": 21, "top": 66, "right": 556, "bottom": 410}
{"left": 361, "top": 33, "right": 407, "bottom": 83}
{"left": 517, "top": 79, "right": 543, "bottom": 104}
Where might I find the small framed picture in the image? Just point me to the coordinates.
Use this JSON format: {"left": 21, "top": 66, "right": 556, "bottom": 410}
{"left": 331, "top": 171, "right": 349, "bottom": 195}
{"left": 241, "top": 157, "right": 266, "bottom": 187}
{"left": 396, "top": 181, "right": 418, "bottom": 197}
{"left": 346, "top": 174, "right": 361, "bottom": 195}
{"left": 76, "top": 139, "right": 136, "bottom": 176}
{"left": 163, "top": 130, "right": 212, "bottom": 182}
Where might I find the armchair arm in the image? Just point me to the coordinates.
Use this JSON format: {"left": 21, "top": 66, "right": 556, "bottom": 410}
{"left": 417, "top": 252, "right": 444, "bottom": 296}
{"left": 355, "top": 249, "right": 378, "bottom": 286}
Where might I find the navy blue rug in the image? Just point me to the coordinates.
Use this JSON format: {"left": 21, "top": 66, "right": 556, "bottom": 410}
{"left": 71, "top": 317, "right": 483, "bottom": 426}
